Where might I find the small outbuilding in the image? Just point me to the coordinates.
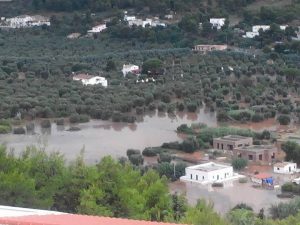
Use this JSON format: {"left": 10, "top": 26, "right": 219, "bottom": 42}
{"left": 273, "top": 162, "right": 297, "bottom": 174}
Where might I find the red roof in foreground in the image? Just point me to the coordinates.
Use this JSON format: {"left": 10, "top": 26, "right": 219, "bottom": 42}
{"left": 0, "top": 214, "right": 182, "bottom": 225}
{"left": 254, "top": 173, "right": 272, "bottom": 179}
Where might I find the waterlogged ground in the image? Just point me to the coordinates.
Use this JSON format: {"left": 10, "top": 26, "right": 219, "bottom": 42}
{"left": 0, "top": 109, "right": 217, "bottom": 163}
{"left": 169, "top": 179, "right": 288, "bottom": 215}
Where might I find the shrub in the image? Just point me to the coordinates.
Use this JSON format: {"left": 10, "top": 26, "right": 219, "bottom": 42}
{"left": 26, "top": 122, "right": 35, "bottom": 132}
{"left": 0, "top": 125, "right": 11, "bottom": 134}
{"left": 69, "top": 114, "right": 80, "bottom": 123}
{"left": 13, "top": 127, "right": 26, "bottom": 134}
{"left": 157, "top": 103, "right": 166, "bottom": 112}
{"left": 251, "top": 113, "right": 264, "bottom": 122}
{"left": 177, "top": 124, "right": 193, "bottom": 134}
{"left": 128, "top": 154, "right": 144, "bottom": 166}
{"left": 148, "top": 103, "right": 156, "bottom": 111}
{"left": 277, "top": 115, "right": 291, "bottom": 125}
{"left": 142, "top": 147, "right": 158, "bottom": 157}
{"left": 158, "top": 153, "right": 172, "bottom": 163}
{"left": 181, "top": 139, "right": 198, "bottom": 153}
{"left": 136, "top": 107, "right": 144, "bottom": 115}
{"left": 41, "top": 119, "right": 51, "bottom": 128}
{"left": 127, "top": 149, "right": 141, "bottom": 158}
{"left": 238, "top": 177, "right": 248, "bottom": 183}
{"left": 186, "top": 102, "right": 197, "bottom": 112}
{"left": 161, "top": 141, "right": 181, "bottom": 150}
{"left": 112, "top": 111, "right": 122, "bottom": 122}
{"left": 56, "top": 119, "right": 64, "bottom": 126}
{"left": 79, "top": 115, "right": 90, "bottom": 123}
{"left": 232, "top": 158, "right": 248, "bottom": 170}
{"left": 232, "top": 203, "right": 253, "bottom": 211}
{"left": 212, "top": 182, "right": 223, "bottom": 187}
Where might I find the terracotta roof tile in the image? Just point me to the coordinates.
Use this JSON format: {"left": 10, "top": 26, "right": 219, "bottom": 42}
{"left": 0, "top": 214, "right": 183, "bottom": 225}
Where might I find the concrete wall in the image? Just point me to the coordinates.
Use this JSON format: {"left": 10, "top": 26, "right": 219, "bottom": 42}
{"left": 274, "top": 163, "right": 297, "bottom": 174}
{"left": 213, "top": 137, "right": 253, "bottom": 151}
{"left": 185, "top": 167, "right": 233, "bottom": 183}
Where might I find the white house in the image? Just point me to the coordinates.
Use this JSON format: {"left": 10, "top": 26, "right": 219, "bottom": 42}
{"left": 124, "top": 15, "right": 136, "bottom": 22}
{"left": 273, "top": 162, "right": 297, "bottom": 174}
{"left": 5, "top": 15, "right": 50, "bottom": 28}
{"left": 210, "top": 18, "right": 226, "bottom": 30}
{"left": 73, "top": 74, "right": 108, "bottom": 87}
{"left": 252, "top": 25, "right": 270, "bottom": 33}
{"left": 88, "top": 24, "right": 107, "bottom": 33}
{"left": 152, "top": 20, "right": 166, "bottom": 27}
{"left": 180, "top": 162, "right": 237, "bottom": 184}
{"left": 165, "top": 14, "right": 173, "bottom": 19}
{"left": 243, "top": 31, "right": 259, "bottom": 38}
{"left": 122, "top": 64, "right": 140, "bottom": 77}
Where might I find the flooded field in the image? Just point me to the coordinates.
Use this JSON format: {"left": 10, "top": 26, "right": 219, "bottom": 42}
{"left": 169, "top": 180, "right": 288, "bottom": 215}
{"left": 0, "top": 109, "right": 217, "bottom": 163}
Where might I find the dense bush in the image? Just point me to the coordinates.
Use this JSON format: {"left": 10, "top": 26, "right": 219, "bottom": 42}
{"left": 158, "top": 153, "right": 172, "bottom": 163}
{"left": 13, "top": 127, "right": 26, "bottom": 134}
{"left": 126, "top": 149, "right": 141, "bottom": 158}
{"left": 277, "top": 115, "right": 291, "bottom": 125}
{"left": 40, "top": 119, "right": 51, "bottom": 128}
{"left": 232, "top": 158, "right": 248, "bottom": 170}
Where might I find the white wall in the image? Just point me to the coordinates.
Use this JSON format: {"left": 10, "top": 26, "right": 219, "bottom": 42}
{"left": 185, "top": 166, "right": 233, "bottom": 183}
{"left": 274, "top": 163, "right": 297, "bottom": 174}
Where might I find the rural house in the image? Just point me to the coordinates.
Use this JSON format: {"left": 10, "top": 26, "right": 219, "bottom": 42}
{"left": 122, "top": 64, "right": 140, "bottom": 77}
{"left": 273, "top": 162, "right": 297, "bottom": 174}
{"left": 180, "top": 162, "right": 236, "bottom": 184}
{"left": 233, "top": 145, "right": 277, "bottom": 164}
{"left": 209, "top": 18, "right": 226, "bottom": 30}
{"left": 193, "top": 45, "right": 228, "bottom": 53}
{"left": 213, "top": 135, "right": 253, "bottom": 151}
{"left": 73, "top": 74, "right": 108, "bottom": 87}
{"left": 87, "top": 24, "right": 107, "bottom": 33}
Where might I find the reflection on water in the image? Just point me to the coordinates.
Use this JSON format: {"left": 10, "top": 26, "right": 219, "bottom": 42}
{"left": 0, "top": 109, "right": 217, "bottom": 164}
{"left": 170, "top": 180, "right": 288, "bottom": 215}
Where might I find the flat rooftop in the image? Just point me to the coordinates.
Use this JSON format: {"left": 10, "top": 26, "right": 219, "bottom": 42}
{"left": 188, "top": 162, "right": 231, "bottom": 172}
{"left": 215, "top": 135, "right": 252, "bottom": 141}
{"left": 235, "top": 145, "right": 275, "bottom": 152}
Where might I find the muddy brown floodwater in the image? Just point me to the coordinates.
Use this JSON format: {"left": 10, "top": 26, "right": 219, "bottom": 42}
{"left": 169, "top": 180, "right": 288, "bottom": 215}
{"left": 0, "top": 109, "right": 217, "bottom": 164}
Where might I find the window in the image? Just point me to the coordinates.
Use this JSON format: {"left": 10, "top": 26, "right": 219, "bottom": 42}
{"left": 271, "top": 153, "right": 275, "bottom": 159}
{"left": 203, "top": 176, "right": 204, "bottom": 180}
{"left": 248, "top": 155, "right": 253, "bottom": 160}
{"left": 259, "top": 154, "right": 263, "bottom": 160}
{"left": 190, "top": 174, "right": 192, "bottom": 180}
{"left": 238, "top": 144, "right": 242, "bottom": 147}
{"left": 196, "top": 175, "right": 198, "bottom": 181}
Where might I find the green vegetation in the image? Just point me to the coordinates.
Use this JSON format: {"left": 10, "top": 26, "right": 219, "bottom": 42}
{"left": 0, "top": 119, "right": 12, "bottom": 134}
{"left": 232, "top": 158, "right": 248, "bottom": 170}
{"left": 281, "top": 182, "right": 300, "bottom": 195}
{"left": 282, "top": 141, "right": 300, "bottom": 165}
{"left": 1, "top": 144, "right": 300, "bottom": 224}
